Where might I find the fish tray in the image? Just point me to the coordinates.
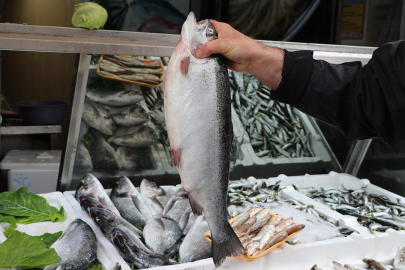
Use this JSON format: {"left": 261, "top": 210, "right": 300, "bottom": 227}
{"left": 97, "top": 55, "right": 164, "bottom": 88}
{"left": 63, "top": 188, "right": 270, "bottom": 270}
{"left": 204, "top": 210, "right": 304, "bottom": 262}
{"left": 260, "top": 172, "right": 405, "bottom": 265}
{"left": 16, "top": 192, "right": 120, "bottom": 270}
{"left": 230, "top": 107, "right": 337, "bottom": 179}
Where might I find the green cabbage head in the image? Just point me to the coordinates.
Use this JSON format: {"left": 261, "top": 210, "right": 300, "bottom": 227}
{"left": 72, "top": 2, "right": 108, "bottom": 30}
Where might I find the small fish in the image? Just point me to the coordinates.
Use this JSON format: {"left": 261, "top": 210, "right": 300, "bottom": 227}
{"left": 268, "top": 214, "right": 283, "bottom": 224}
{"left": 275, "top": 218, "right": 294, "bottom": 233}
{"left": 44, "top": 219, "right": 97, "bottom": 270}
{"left": 125, "top": 67, "right": 164, "bottom": 75}
{"left": 362, "top": 258, "right": 389, "bottom": 270}
{"left": 111, "top": 228, "right": 165, "bottom": 269}
{"left": 86, "top": 89, "right": 144, "bottom": 106}
{"left": 164, "top": 192, "right": 191, "bottom": 223}
{"left": 111, "top": 176, "right": 147, "bottom": 228}
{"left": 75, "top": 173, "right": 121, "bottom": 216}
{"left": 233, "top": 224, "right": 250, "bottom": 236}
{"left": 284, "top": 224, "right": 305, "bottom": 235}
{"left": 179, "top": 216, "right": 212, "bottom": 263}
{"left": 99, "top": 59, "right": 126, "bottom": 73}
{"left": 231, "top": 212, "right": 250, "bottom": 227}
{"left": 119, "top": 74, "right": 162, "bottom": 85}
{"left": 245, "top": 241, "right": 260, "bottom": 257}
{"left": 109, "top": 126, "right": 158, "bottom": 148}
{"left": 262, "top": 231, "right": 288, "bottom": 250}
{"left": 112, "top": 55, "right": 162, "bottom": 68}
{"left": 143, "top": 215, "right": 183, "bottom": 255}
{"left": 247, "top": 207, "right": 263, "bottom": 217}
{"left": 109, "top": 105, "right": 149, "bottom": 127}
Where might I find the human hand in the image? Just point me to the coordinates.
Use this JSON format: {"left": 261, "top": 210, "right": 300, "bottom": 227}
{"left": 196, "top": 20, "right": 284, "bottom": 90}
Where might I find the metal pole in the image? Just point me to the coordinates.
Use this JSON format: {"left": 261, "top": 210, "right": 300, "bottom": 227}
{"left": 58, "top": 54, "right": 90, "bottom": 191}
{"left": 344, "top": 139, "right": 372, "bottom": 176}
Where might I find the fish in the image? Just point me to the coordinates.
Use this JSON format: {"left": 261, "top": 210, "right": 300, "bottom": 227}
{"left": 116, "top": 147, "right": 144, "bottom": 170}
{"left": 125, "top": 67, "right": 164, "bottom": 75}
{"left": 231, "top": 212, "right": 250, "bottom": 227}
{"left": 78, "top": 121, "right": 89, "bottom": 142}
{"left": 262, "top": 231, "right": 288, "bottom": 250}
{"left": 89, "top": 207, "right": 146, "bottom": 250}
{"left": 104, "top": 105, "right": 149, "bottom": 125}
{"left": 111, "top": 228, "right": 165, "bottom": 268}
{"left": 119, "top": 74, "right": 162, "bottom": 85}
{"left": 75, "top": 173, "right": 121, "bottom": 216}
{"left": 268, "top": 214, "right": 283, "bottom": 224}
{"left": 99, "top": 59, "right": 126, "bottom": 73}
{"left": 74, "top": 143, "right": 93, "bottom": 170}
{"left": 82, "top": 100, "right": 116, "bottom": 136}
{"left": 179, "top": 216, "right": 212, "bottom": 263}
{"left": 394, "top": 247, "right": 405, "bottom": 270}
{"left": 112, "top": 55, "right": 162, "bottom": 68}
{"left": 110, "top": 105, "right": 149, "bottom": 127}
{"left": 44, "top": 219, "right": 97, "bottom": 270}
{"left": 140, "top": 179, "right": 165, "bottom": 215}
{"left": 245, "top": 242, "right": 259, "bottom": 257}
{"left": 111, "top": 176, "right": 147, "bottom": 228}
{"left": 164, "top": 12, "right": 244, "bottom": 267}
{"left": 143, "top": 215, "right": 183, "bottom": 255}
{"left": 107, "top": 262, "right": 121, "bottom": 270}
{"left": 285, "top": 224, "right": 305, "bottom": 235}
{"left": 363, "top": 258, "right": 390, "bottom": 270}
{"left": 163, "top": 190, "right": 191, "bottom": 222}
{"left": 85, "top": 89, "right": 144, "bottom": 106}
{"left": 90, "top": 133, "right": 121, "bottom": 170}
{"left": 108, "top": 126, "right": 158, "bottom": 148}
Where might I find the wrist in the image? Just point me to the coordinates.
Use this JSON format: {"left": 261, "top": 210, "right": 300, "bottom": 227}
{"left": 247, "top": 44, "right": 285, "bottom": 90}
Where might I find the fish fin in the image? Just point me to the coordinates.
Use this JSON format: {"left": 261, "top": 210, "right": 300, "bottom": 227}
{"left": 188, "top": 193, "right": 203, "bottom": 215}
{"left": 211, "top": 223, "right": 244, "bottom": 267}
{"left": 180, "top": 56, "right": 190, "bottom": 75}
{"left": 171, "top": 148, "right": 182, "bottom": 167}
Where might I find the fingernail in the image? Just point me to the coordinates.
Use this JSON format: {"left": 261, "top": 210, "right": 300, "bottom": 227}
{"left": 196, "top": 49, "right": 203, "bottom": 58}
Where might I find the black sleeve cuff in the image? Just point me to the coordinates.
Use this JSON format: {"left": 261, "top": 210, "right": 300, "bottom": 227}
{"left": 270, "top": 49, "right": 314, "bottom": 106}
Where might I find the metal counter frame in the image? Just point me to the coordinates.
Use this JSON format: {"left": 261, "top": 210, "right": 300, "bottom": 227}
{"left": 0, "top": 23, "right": 376, "bottom": 191}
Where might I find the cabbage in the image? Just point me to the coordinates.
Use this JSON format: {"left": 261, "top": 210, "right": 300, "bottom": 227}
{"left": 72, "top": 2, "right": 108, "bottom": 30}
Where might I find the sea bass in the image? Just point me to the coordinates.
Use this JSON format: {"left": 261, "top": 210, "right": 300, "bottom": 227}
{"left": 164, "top": 12, "right": 243, "bottom": 266}
{"left": 44, "top": 219, "right": 97, "bottom": 270}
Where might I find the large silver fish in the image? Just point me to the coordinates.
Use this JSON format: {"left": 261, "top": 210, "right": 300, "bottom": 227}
{"left": 105, "top": 105, "right": 149, "bottom": 127}
{"left": 44, "top": 219, "right": 97, "bottom": 270}
{"left": 179, "top": 215, "right": 212, "bottom": 263}
{"left": 164, "top": 12, "right": 244, "bottom": 266}
{"left": 140, "top": 179, "right": 165, "bottom": 215}
{"left": 111, "top": 176, "right": 147, "bottom": 228}
{"left": 75, "top": 173, "right": 121, "bottom": 216}
{"left": 74, "top": 143, "right": 93, "bottom": 170}
{"left": 82, "top": 100, "right": 116, "bottom": 136}
{"left": 108, "top": 126, "right": 158, "bottom": 148}
{"left": 91, "top": 133, "right": 121, "bottom": 170}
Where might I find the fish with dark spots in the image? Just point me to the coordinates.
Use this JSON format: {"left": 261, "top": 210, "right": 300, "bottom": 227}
{"left": 164, "top": 12, "right": 244, "bottom": 267}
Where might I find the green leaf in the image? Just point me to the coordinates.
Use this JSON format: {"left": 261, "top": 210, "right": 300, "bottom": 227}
{"left": 0, "top": 231, "right": 60, "bottom": 268}
{"left": 88, "top": 261, "right": 102, "bottom": 270}
{"left": 0, "top": 214, "right": 17, "bottom": 238}
{"left": 33, "top": 231, "right": 62, "bottom": 248}
{"left": 0, "top": 188, "right": 66, "bottom": 224}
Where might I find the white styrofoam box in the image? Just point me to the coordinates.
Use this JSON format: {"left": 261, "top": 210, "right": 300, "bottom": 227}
{"left": 0, "top": 150, "right": 61, "bottom": 193}
{"left": 12, "top": 192, "right": 118, "bottom": 270}
{"left": 257, "top": 172, "right": 405, "bottom": 263}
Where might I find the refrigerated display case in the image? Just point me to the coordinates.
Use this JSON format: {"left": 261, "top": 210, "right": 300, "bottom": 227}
{"left": 0, "top": 23, "right": 376, "bottom": 192}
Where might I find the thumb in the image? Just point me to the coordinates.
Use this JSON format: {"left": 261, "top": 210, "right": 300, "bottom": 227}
{"left": 196, "top": 39, "right": 226, "bottom": 59}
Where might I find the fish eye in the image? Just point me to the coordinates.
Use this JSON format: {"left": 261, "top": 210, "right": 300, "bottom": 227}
{"left": 206, "top": 27, "right": 214, "bottom": 37}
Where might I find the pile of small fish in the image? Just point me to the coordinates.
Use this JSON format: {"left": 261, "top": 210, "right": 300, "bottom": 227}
{"left": 298, "top": 186, "right": 405, "bottom": 232}
{"left": 228, "top": 207, "right": 304, "bottom": 257}
{"left": 229, "top": 71, "right": 314, "bottom": 159}
{"left": 75, "top": 173, "right": 212, "bottom": 269}
{"left": 227, "top": 178, "right": 356, "bottom": 243}
{"left": 311, "top": 247, "right": 405, "bottom": 270}
{"left": 75, "top": 84, "right": 159, "bottom": 171}
{"left": 99, "top": 55, "right": 163, "bottom": 85}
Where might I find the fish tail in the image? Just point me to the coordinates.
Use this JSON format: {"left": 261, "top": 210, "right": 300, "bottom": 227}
{"left": 212, "top": 223, "right": 244, "bottom": 267}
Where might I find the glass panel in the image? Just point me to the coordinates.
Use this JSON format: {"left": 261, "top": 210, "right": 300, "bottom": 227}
{"left": 357, "top": 139, "right": 405, "bottom": 197}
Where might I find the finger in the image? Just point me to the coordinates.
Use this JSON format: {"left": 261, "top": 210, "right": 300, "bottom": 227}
{"left": 196, "top": 39, "right": 222, "bottom": 58}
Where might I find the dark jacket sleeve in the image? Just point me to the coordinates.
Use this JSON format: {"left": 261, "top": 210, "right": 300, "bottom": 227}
{"left": 271, "top": 41, "right": 405, "bottom": 144}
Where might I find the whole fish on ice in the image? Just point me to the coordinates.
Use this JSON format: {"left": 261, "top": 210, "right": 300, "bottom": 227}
{"left": 164, "top": 12, "right": 244, "bottom": 266}
{"left": 44, "top": 219, "right": 97, "bottom": 270}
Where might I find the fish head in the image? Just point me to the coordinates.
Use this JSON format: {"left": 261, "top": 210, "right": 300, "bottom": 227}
{"left": 181, "top": 12, "right": 217, "bottom": 56}
{"left": 141, "top": 179, "right": 166, "bottom": 197}
{"left": 79, "top": 195, "right": 105, "bottom": 212}
{"left": 75, "top": 173, "right": 102, "bottom": 199}
{"left": 90, "top": 207, "right": 117, "bottom": 227}
{"left": 112, "top": 176, "right": 134, "bottom": 195}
